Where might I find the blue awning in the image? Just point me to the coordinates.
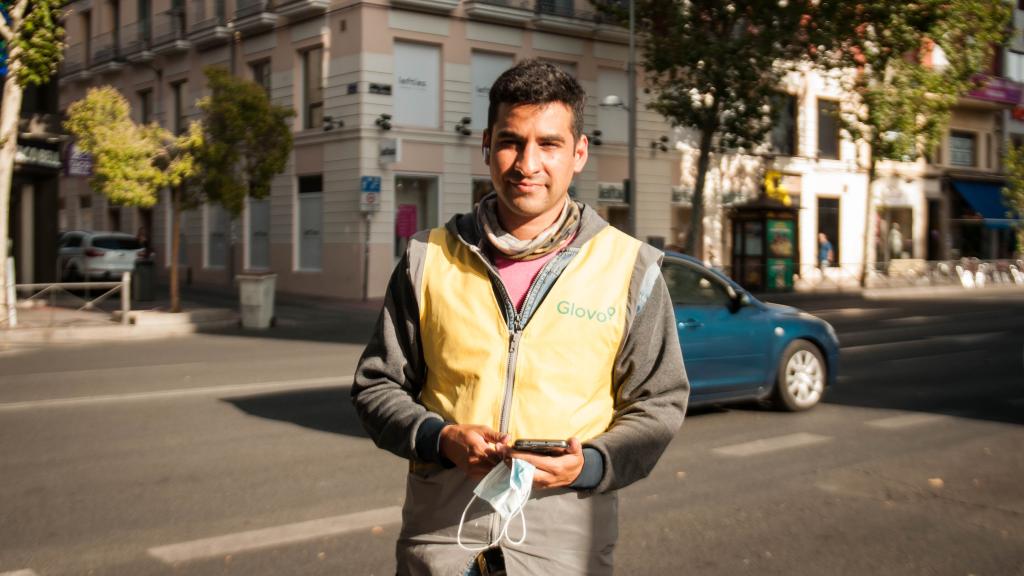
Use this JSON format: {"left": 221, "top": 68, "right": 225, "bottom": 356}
{"left": 951, "top": 180, "right": 1020, "bottom": 230}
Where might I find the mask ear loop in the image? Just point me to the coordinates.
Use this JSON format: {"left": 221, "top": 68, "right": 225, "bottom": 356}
{"left": 457, "top": 493, "right": 492, "bottom": 552}
{"left": 498, "top": 497, "right": 528, "bottom": 546}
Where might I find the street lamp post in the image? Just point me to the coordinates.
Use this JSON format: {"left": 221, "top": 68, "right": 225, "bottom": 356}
{"left": 599, "top": 0, "right": 637, "bottom": 238}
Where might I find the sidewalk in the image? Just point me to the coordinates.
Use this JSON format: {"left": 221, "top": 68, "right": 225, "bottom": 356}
{"left": 4, "top": 278, "right": 1021, "bottom": 347}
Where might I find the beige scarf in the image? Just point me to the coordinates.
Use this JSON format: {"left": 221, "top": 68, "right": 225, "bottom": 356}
{"left": 475, "top": 193, "right": 581, "bottom": 261}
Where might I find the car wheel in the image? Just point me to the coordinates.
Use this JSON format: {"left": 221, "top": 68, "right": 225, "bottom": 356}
{"left": 773, "top": 340, "right": 826, "bottom": 411}
{"left": 63, "top": 265, "right": 81, "bottom": 283}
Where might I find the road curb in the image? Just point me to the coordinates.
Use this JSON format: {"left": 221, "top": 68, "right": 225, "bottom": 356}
{"left": 0, "top": 308, "right": 239, "bottom": 344}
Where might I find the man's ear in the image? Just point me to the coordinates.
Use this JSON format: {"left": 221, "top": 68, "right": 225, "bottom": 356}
{"left": 573, "top": 134, "right": 589, "bottom": 174}
{"left": 482, "top": 131, "right": 491, "bottom": 165}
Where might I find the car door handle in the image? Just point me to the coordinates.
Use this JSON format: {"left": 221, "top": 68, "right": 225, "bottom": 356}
{"left": 678, "top": 319, "right": 703, "bottom": 329}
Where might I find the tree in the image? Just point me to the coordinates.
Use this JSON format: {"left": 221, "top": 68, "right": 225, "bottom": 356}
{"left": 822, "top": 1, "right": 1009, "bottom": 284}
{"left": 612, "top": 0, "right": 835, "bottom": 260}
{"left": 65, "top": 86, "right": 203, "bottom": 312}
{"left": 1003, "top": 144, "right": 1024, "bottom": 257}
{"left": 0, "top": 0, "right": 64, "bottom": 312}
{"left": 195, "top": 66, "right": 293, "bottom": 217}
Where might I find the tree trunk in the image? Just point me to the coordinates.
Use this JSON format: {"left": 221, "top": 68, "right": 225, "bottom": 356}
{"left": 688, "top": 125, "right": 716, "bottom": 261}
{"left": 859, "top": 155, "right": 878, "bottom": 288}
{"left": 171, "top": 188, "right": 182, "bottom": 312}
{"left": 0, "top": 63, "right": 25, "bottom": 312}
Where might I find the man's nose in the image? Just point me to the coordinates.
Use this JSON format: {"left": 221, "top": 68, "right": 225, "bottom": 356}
{"left": 515, "top": 142, "right": 541, "bottom": 176}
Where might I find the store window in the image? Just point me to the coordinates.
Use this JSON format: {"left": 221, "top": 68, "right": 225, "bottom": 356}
{"left": 393, "top": 42, "right": 440, "bottom": 129}
{"left": 949, "top": 131, "right": 976, "bottom": 167}
{"left": 817, "top": 99, "right": 839, "bottom": 160}
{"left": 395, "top": 176, "right": 438, "bottom": 259}
{"left": 471, "top": 52, "right": 514, "bottom": 131}
{"left": 297, "top": 174, "right": 323, "bottom": 270}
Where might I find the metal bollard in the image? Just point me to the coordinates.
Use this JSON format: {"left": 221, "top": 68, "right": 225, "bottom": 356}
{"left": 121, "top": 271, "right": 131, "bottom": 325}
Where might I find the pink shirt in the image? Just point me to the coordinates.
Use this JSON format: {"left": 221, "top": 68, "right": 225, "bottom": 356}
{"left": 494, "top": 250, "right": 561, "bottom": 312}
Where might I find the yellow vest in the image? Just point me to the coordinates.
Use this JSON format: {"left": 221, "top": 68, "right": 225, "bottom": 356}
{"left": 418, "top": 226, "right": 642, "bottom": 442}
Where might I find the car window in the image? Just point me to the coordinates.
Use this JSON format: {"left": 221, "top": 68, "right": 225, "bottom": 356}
{"left": 92, "top": 236, "right": 142, "bottom": 250}
{"left": 61, "top": 234, "right": 82, "bottom": 248}
{"left": 662, "top": 261, "right": 731, "bottom": 306}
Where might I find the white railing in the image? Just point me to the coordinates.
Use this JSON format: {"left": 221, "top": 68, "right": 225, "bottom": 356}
{"left": 787, "top": 258, "right": 1024, "bottom": 291}
{"left": 3, "top": 272, "right": 133, "bottom": 328}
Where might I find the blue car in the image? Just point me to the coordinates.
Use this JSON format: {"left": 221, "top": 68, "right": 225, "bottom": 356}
{"left": 661, "top": 253, "right": 840, "bottom": 411}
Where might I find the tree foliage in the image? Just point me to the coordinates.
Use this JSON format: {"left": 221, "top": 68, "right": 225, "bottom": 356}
{"left": 64, "top": 86, "right": 202, "bottom": 208}
{"left": 595, "top": 0, "right": 837, "bottom": 258}
{"left": 823, "top": 0, "right": 1009, "bottom": 163}
{"left": 196, "top": 66, "right": 294, "bottom": 216}
{"left": 5, "top": 0, "right": 64, "bottom": 86}
{"left": 1003, "top": 145, "right": 1024, "bottom": 255}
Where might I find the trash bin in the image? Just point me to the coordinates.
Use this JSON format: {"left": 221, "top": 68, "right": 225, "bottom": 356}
{"left": 236, "top": 273, "right": 276, "bottom": 329}
{"left": 133, "top": 259, "right": 155, "bottom": 302}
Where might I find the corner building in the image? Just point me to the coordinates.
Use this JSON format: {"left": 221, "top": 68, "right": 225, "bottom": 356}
{"left": 57, "top": 0, "right": 683, "bottom": 299}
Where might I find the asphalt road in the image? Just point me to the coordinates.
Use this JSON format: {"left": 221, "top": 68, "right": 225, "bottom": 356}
{"left": 0, "top": 291, "right": 1022, "bottom": 575}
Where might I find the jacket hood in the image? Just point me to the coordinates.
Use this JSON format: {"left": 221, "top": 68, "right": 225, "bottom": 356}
{"left": 445, "top": 198, "right": 611, "bottom": 252}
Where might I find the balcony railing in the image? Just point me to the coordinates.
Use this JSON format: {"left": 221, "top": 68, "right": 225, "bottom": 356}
{"left": 91, "top": 31, "right": 123, "bottom": 67}
{"left": 60, "top": 42, "right": 90, "bottom": 79}
{"left": 122, "top": 20, "right": 153, "bottom": 61}
{"left": 189, "top": 0, "right": 231, "bottom": 49}
{"left": 152, "top": 9, "right": 191, "bottom": 54}
{"left": 275, "top": 0, "right": 330, "bottom": 20}
{"left": 234, "top": 0, "right": 278, "bottom": 35}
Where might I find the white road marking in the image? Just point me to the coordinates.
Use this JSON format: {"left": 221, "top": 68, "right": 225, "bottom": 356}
{"left": 0, "top": 376, "right": 349, "bottom": 412}
{"left": 841, "top": 331, "right": 1007, "bottom": 353}
{"left": 148, "top": 506, "right": 403, "bottom": 564}
{"left": 0, "top": 570, "right": 39, "bottom": 576}
{"left": 5, "top": 361, "right": 210, "bottom": 380}
{"left": 712, "top": 433, "right": 831, "bottom": 457}
{"left": 865, "top": 413, "right": 950, "bottom": 429}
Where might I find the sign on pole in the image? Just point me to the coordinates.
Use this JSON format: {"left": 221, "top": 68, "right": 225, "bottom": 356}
{"left": 360, "top": 176, "right": 382, "bottom": 213}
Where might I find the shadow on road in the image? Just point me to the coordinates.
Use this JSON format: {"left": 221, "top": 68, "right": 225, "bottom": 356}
{"left": 224, "top": 386, "right": 370, "bottom": 438}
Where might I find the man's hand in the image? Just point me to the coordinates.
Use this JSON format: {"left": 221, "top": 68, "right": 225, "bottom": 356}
{"left": 439, "top": 424, "right": 510, "bottom": 479}
{"left": 509, "top": 437, "right": 584, "bottom": 489}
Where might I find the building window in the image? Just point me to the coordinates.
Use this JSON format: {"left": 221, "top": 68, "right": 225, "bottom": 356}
{"left": 949, "top": 131, "right": 976, "bottom": 167}
{"left": 393, "top": 41, "right": 440, "bottom": 129}
{"left": 302, "top": 47, "right": 323, "bottom": 129}
{"left": 597, "top": 68, "right": 629, "bottom": 143}
{"left": 171, "top": 80, "right": 187, "bottom": 134}
{"left": 248, "top": 197, "right": 270, "bottom": 269}
{"left": 471, "top": 52, "right": 513, "bottom": 131}
{"left": 205, "top": 203, "right": 227, "bottom": 268}
{"left": 297, "top": 174, "right": 323, "bottom": 270}
{"left": 1008, "top": 52, "right": 1024, "bottom": 83}
{"left": 251, "top": 59, "right": 271, "bottom": 97}
{"left": 83, "top": 11, "right": 93, "bottom": 66}
{"left": 138, "top": 89, "right": 152, "bottom": 124}
{"left": 817, "top": 99, "right": 840, "bottom": 160}
{"left": 770, "top": 93, "right": 798, "bottom": 156}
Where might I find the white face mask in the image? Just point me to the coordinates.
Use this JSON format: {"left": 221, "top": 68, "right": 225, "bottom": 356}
{"left": 457, "top": 458, "right": 536, "bottom": 552}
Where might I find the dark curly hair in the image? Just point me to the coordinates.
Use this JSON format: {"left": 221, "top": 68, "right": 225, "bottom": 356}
{"left": 487, "top": 59, "right": 586, "bottom": 140}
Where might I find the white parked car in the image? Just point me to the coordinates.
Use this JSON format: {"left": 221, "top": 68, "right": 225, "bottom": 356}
{"left": 57, "top": 231, "right": 146, "bottom": 281}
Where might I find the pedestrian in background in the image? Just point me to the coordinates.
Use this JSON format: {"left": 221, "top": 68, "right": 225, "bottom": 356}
{"left": 352, "top": 60, "right": 689, "bottom": 576}
{"left": 818, "top": 232, "right": 834, "bottom": 268}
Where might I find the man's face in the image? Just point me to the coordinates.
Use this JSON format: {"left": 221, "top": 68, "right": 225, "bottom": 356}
{"left": 484, "top": 102, "right": 588, "bottom": 231}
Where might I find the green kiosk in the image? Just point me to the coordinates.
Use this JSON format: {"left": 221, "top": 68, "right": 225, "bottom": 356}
{"left": 729, "top": 194, "right": 800, "bottom": 293}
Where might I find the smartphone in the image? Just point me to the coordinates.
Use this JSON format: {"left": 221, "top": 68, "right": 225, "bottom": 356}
{"left": 513, "top": 439, "right": 569, "bottom": 454}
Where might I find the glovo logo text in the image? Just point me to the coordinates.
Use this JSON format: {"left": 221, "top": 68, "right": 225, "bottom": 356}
{"left": 556, "top": 300, "right": 617, "bottom": 324}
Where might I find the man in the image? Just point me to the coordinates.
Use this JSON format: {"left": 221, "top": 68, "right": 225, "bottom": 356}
{"left": 352, "top": 60, "right": 689, "bottom": 575}
{"left": 818, "top": 232, "right": 833, "bottom": 268}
